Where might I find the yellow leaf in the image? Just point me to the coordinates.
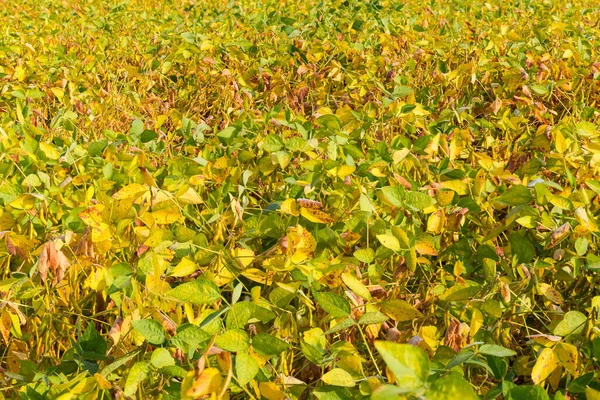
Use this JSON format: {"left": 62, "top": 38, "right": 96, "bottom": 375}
{"left": 280, "top": 198, "right": 300, "bottom": 216}
{"left": 470, "top": 308, "right": 483, "bottom": 337}
{"left": 427, "top": 211, "right": 444, "bottom": 234}
{"left": 150, "top": 188, "right": 173, "bottom": 206}
{"left": 79, "top": 204, "right": 105, "bottom": 226}
{"left": 112, "top": 183, "right": 148, "bottom": 200}
{"left": 414, "top": 238, "right": 438, "bottom": 256}
{"left": 151, "top": 209, "right": 182, "bottom": 224}
{"left": 300, "top": 207, "right": 334, "bottom": 224}
{"left": 242, "top": 268, "right": 272, "bottom": 285}
{"left": 531, "top": 348, "right": 559, "bottom": 385}
{"left": 555, "top": 342, "right": 578, "bottom": 377}
{"left": 39, "top": 142, "right": 60, "bottom": 160}
{"left": 474, "top": 169, "right": 486, "bottom": 196}
{"left": 337, "top": 164, "right": 356, "bottom": 179}
{"left": 214, "top": 256, "right": 235, "bottom": 286}
{"left": 186, "top": 368, "right": 222, "bottom": 397}
{"left": 170, "top": 258, "right": 198, "bottom": 277}
{"left": 69, "top": 376, "right": 96, "bottom": 395}
{"left": 376, "top": 234, "right": 401, "bottom": 252}
{"left": 94, "top": 373, "right": 112, "bottom": 390}
{"left": 9, "top": 194, "right": 36, "bottom": 210}
{"left": 586, "top": 388, "right": 600, "bottom": 400}
{"left": 234, "top": 248, "right": 255, "bottom": 269}
{"left": 258, "top": 382, "right": 287, "bottom": 400}
{"left": 91, "top": 223, "right": 111, "bottom": 242}
{"left": 441, "top": 179, "right": 468, "bottom": 195}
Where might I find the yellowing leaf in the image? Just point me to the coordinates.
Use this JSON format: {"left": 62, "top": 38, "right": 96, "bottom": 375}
{"left": 380, "top": 299, "right": 423, "bottom": 322}
{"left": 177, "top": 187, "right": 203, "bottom": 204}
{"left": 341, "top": 272, "right": 371, "bottom": 300}
{"left": 377, "top": 234, "right": 401, "bottom": 252}
{"left": 539, "top": 283, "right": 564, "bottom": 305}
{"left": 321, "top": 368, "right": 355, "bottom": 387}
{"left": 531, "top": 348, "right": 559, "bottom": 385}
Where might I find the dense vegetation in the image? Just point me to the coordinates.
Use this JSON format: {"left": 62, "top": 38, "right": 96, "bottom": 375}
{"left": 1, "top": 0, "right": 600, "bottom": 398}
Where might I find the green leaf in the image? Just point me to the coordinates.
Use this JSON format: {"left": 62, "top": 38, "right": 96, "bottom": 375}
{"left": 507, "top": 385, "right": 550, "bottom": 400}
{"left": 167, "top": 279, "right": 220, "bottom": 305}
{"left": 132, "top": 319, "right": 166, "bottom": 345}
{"left": 380, "top": 186, "right": 405, "bottom": 207}
{"left": 371, "top": 385, "right": 406, "bottom": 400}
{"left": 496, "top": 185, "right": 533, "bottom": 206}
{"left": 393, "top": 85, "right": 413, "bottom": 98}
{"left": 217, "top": 126, "right": 238, "bottom": 145}
{"left": 380, "top": 300, "right": 423, "bottom": 322}
{"left": 88, "top": 139, "right": 108, "bottom": 156}
{"left": 170, "top": 324, "right": 212, "bottom": 356}
{"left": 425, "top": 374, "right": 479, "bottom": 400}
{"left": 554, "top": 311, "right": 587, "bottom": 337}
{"left": 403, "top": 190, "right": 436, "bottom": 211}
{"left": 236, "top": 353, "right": 259, "bottom": 386}
{"left": 151, "top": 348, "right": 175, "bottom": 368}
{"left": 79, "top": 323, "right": 107, "bottom": 356}
{"left": 124, "top": 362, "right": 150, "bottom": 397}
{"left": 321, "top": 368, "right": 355, "bottom": 387}
{"left": 324, "top": 318, "right": 356, "bottom": 335}
{"left": 261, "top": 134, "right": 284, "bottom": 152}
{"left": 479, "top": 344, "right": 517, "bottom": 357}
{"left": 509, "top": 233, "right": 535, "bottom": 263}
{"left": 374, "top": 341, "right": 429, "bottom": 391}
{"left": 313, "top": 291, "right": 351, "bottom": 318}
{"left": 226, "top": 302, "right": 258, "bottom": 329}
{"left": 252, "top": 333, "right": 290, "bottom": 356}
{"left": 439, "top": 280, "right": 481, "bottom": 301}
{"left": 140, "top": 129, "right": 158, "bottom": 143}
{"left": 575, "top": 237, "right": 588, "bottom": 256}
{"left": 130, "top": 119, "right": 144, "bottom": 135}
{"left": 100, "top": 350, "right": 141, "bottom": 378}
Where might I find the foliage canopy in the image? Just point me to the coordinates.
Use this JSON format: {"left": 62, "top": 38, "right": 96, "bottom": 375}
{"left": 1, "top": 0, "right": 600, "bottom": 398}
